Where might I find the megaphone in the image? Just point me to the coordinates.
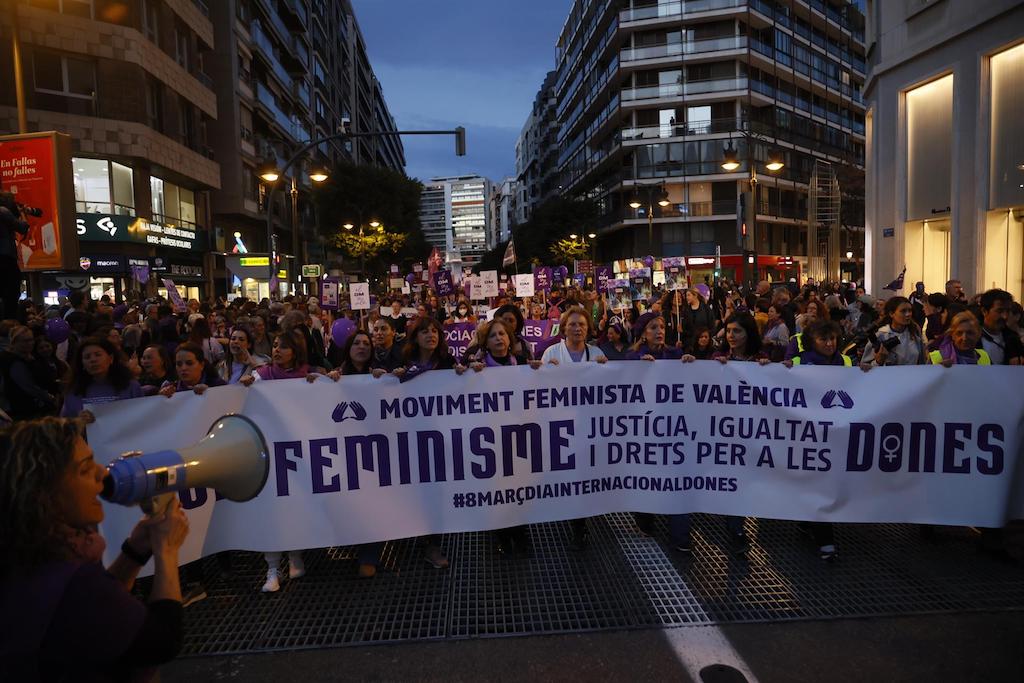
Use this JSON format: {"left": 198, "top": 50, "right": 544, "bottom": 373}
{"left": 102, "top": 414, "right": 270, "bottom": 512}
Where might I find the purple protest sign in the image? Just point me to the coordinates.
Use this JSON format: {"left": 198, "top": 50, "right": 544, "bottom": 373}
{"left": 433, "top": 270, "right": 454, "bottom": 297}
{"left": 443, "top": 321, "right": 476, "bottom": 361}
{"left": 572, "top": 273, "right": 587, "bottom": 288}
{"left": 533, "top": 266, "right": 552, "bottom": 292}
{"left": 521, "top": 318, "right": 560, "bottom": 356}
{"left": 595, "top": 266, "right": 612, "bottom": 294}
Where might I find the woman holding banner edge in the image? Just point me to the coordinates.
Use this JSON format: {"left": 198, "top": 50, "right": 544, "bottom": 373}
{"left": 537, "top": 306, "right": 607, "bottom": 550}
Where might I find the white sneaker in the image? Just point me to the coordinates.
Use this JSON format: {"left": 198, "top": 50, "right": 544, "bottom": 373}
{"left": 261, "top": 568, "right": 280, "bottom": 592}
{"left": 288, "top": 553, "right": 306, "bottom": 579}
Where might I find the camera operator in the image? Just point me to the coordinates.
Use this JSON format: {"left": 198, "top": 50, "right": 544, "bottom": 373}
{"left": 0, "top": 417, "right": 190, "bottom": 681}
{"left": 0, "top": 193, "right": 30, "bottom": 321}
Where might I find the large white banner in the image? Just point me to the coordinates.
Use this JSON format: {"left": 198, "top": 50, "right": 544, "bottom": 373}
{"left": 90, "top": 363, "right": 1024, "bottom": 565}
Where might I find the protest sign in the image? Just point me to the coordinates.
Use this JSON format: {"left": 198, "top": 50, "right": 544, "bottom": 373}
{"left": 663, "top": 257, "right": 687, "bottom": 291}
{"left": 514, "top": 273, "right": 535, "bottom": 298}
{"left": 433, "top": 270, "right": 455, "bottom": 297}
{"left": 443, "top": 321, "right": 475, "bottom": 360}
{"left": 607, "top": 278, "right": 632, "bottom": 310}
{"left": 533, "top": 266, "right": 552, "bottom": 293}
{"left": 480, "top": 270, "right": 499, "bottom": 297}
{"left": 595, "top": 266, "right": 612, "bottom": 294}
{"left": 629, "top": 267, "right": 652, "bottom": 303}
{"left": 349, "top": 282, "right": 370, "bottom": 310}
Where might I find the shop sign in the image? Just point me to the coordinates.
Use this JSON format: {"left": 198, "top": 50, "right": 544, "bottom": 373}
{"left": 149, "top": 256, "right": 169, "bottom": 272}
{"left": 169, "top": 263, "right": 203, "bottom": 278}
{"left": 78, "top": 254, "right": 126, "bottom": 274}
{"left": 302, "top": 264, "right": 322, "bottom": 278}
{"left": 76, "top": 213, "right": 203, "bottom": 251}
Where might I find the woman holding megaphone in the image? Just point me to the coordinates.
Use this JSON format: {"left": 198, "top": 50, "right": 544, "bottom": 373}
{"left": 0, "top": 417, "right": 190, "bottom": 680}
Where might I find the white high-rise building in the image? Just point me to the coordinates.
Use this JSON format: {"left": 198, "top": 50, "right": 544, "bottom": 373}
{"left": 418, "top": 175, "right": 494, "bottom": 266}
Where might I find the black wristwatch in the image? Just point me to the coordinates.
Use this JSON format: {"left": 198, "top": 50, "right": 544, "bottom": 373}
{"left": 121, "top": 539, "right": 153, "bottom": 566}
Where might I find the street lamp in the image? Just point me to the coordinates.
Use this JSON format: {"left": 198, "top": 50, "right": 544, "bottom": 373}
{"left": 720, "top": 133, "right": 785, "bottom": 287}
{"left": 343, "top": 221, "right": 385, "bottom": 274}
{"left": 260, "top": 126, "right": 467, "bottom": 300}
{"left": 260, "top": 155, "right": 329, "bottom": 297}
{"left": 627, "top": 183, "right": 670, "bottom": 254}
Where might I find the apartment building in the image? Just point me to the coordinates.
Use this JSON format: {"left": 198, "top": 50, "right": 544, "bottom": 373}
{"left": 514, "top": 69, "right": 560, "bottom": 224}
{"left": 207, "top": 0, "right": 404, "bottom": 300}
{"left": 552, "top": 0, "right": 867, "bottom": 283}
{"left": 0, "top": 0, "right": 221, "bottom": 301}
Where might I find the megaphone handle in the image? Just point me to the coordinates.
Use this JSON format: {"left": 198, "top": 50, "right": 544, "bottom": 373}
{"left": 142, "top": 492, "right": 176, "bottom": 517}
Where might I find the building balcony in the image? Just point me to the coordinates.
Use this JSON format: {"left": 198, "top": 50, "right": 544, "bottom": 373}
{"left": 619, "top": 0, "right": 746, "bottom": 25}
{"left": 281, "top": 0, "right": 308, "bottom": 30}
{"left": 255, "top": 82, "right": 308, "bottom": 141}
{"left": 620, "top": 35, "right": 746, "bottom": 67}
{"left": 620, "top": 117, "right": 743, "bottom": 142}
{"left": 621, "top": 77, "right": 747, "bottom": 103}
{"left": 251, "top": 22, "right": 294, "bottom": 89}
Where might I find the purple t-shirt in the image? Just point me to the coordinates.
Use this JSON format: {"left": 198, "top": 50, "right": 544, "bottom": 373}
{"left": 60, "top": 380, "right": 144, "bottom": 418}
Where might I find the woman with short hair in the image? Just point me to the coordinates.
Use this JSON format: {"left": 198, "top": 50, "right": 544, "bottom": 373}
{"left": 626, "top": 313, "right": 684, "bottom": 361}
{"left": 217, "top": 324, "right": 265, "bottom": 384}
{"left": 930, "top": 311, "right": 992, "bottom": 366}
{"left": 138, "top": 344, "right": 175, "bottom": 396}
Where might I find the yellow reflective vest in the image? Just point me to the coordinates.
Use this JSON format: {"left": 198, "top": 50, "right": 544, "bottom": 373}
{"left": 791, "top": 353, "right": 852, "bottom": 367}
{"left": 928, "top": 349, "right": 991, "bottom": 365}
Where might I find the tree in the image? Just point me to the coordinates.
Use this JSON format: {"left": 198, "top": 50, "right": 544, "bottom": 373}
{"left": 549, "top": 237, "right": 588, "bottom": 264}
{"left": 314, "top": 161, "right": 426, "bottom": 272}
{"left": 474, "top": 196, "right": 600, "bottom": 272}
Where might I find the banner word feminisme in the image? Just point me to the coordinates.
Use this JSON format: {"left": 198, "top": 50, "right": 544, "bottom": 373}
{"left": 91, "top": 363, "right": 1024, "bottom": 566}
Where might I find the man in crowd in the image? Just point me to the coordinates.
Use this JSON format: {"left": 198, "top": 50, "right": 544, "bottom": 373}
{"left": 977, "top": 289, "right": 1022, "bottom": 365}
{"left": 946, "top": 279, "right": 967, "bottom": 303}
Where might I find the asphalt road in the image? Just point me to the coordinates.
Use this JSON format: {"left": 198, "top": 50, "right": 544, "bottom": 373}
{"left": 162, "top": 611, "right": 1024, "bottom": 682}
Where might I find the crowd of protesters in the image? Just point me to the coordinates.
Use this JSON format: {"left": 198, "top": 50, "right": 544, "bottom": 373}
{"left": 0, "top": 275, "right": 1021, "bottom": 598}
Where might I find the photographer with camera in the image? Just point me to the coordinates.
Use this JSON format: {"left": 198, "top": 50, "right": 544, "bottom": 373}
{"left": 859, "top": 296, "right": 927, "bottom": 369}
{"left": 0, "top": 417, "right": 190, "bottom": 680}
{"left": 0, "top": 193, "right": 30, "bottom": 321}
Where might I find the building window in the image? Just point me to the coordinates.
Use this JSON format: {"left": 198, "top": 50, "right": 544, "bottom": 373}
{"left": 32, "top": 51, "right": 95, "bottom": 99}
{"left": 174, "top": 25, "right": 189, "bottom": 71}
{"left": 145, "top": 77, "right": 164, "bottom": 133}
{"left": 179, "top": 100, "right": 196, "bottom": 149}
{"left": 141, "top": 0, "right": 159, "bottom": 42}
{"left": 151, "top": 177, "right": 197, "bottom": 229}
{"left": 72, "top": 157, "right": 135, "bottom": 215}
{"left": 29, "top": 0, "right": 93, "bottom": 17}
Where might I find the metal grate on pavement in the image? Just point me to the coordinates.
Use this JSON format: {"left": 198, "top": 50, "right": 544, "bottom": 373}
{"left": 167, "top": 515, "right": 1024, "bottom": 656}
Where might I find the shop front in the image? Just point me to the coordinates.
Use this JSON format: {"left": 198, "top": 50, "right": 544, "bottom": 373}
{"left": 224, "top": 255, "right": 291, "bottom": 302}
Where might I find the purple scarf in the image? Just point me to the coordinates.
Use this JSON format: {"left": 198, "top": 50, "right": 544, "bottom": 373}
{"left": 256, "top": 363, "right": 310, "bottom": 380}
{"left": 937, "top": 336, "right": 979, "bottom": 365}
{"left": 484, "top": 352, "right": 517, "bottom": 367}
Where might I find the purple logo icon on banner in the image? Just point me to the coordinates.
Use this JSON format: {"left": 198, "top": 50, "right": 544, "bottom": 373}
{"left": 595, "top": 266, "right": 612, "bottom": 293}
{"left": 432, "top": 270, "right": 454, "bottom": 297}
{"left": 533, "top": 266, "right": 552, "bottom": 292}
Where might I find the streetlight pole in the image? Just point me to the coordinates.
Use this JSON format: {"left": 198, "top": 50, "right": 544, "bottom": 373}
{"left": 628, "top": 184, "right": 669, "bottom": 256}
{"left": 262, "top": 127, "right": 466, "bottom": 298}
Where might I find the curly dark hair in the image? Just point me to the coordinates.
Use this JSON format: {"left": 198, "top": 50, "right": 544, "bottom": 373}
{"left": 0, "top": 417, "right": 85, "bottom": 576}
{"left": 69, "top": 336, "right": 133, "bottom": 397}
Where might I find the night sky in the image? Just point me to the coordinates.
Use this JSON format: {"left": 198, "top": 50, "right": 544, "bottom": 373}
{"left": 351, "top": 0, "right": 571, "bottom": 184}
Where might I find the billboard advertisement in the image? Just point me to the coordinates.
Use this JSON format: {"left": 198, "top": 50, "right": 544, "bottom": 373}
{"left": 0, "top": 131, "right": 78, "bottom": 271}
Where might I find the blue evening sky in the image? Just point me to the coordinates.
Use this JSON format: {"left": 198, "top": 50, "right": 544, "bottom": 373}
{"left": 351, "top": 0, "right": 570, "bottom": 184}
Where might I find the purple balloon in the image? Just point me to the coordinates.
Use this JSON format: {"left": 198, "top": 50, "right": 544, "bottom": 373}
{"left": 556, "top": 265, "right": 569, "bottom": 278}
{"left": 405, "top": 273, "right": 416, "bottom": 284}
{"left": 45, "top": 317, "right": 70, "bottom": 344}
{"left": 330, "top": 317, "right": 356, "bottom": 349}
{"left": 643, "top": 255, "right": 655, "bottom": 269}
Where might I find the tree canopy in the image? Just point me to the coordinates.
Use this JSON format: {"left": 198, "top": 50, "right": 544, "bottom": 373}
{"left": 475, "top": 196, "right": 599, "bottom": 272}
